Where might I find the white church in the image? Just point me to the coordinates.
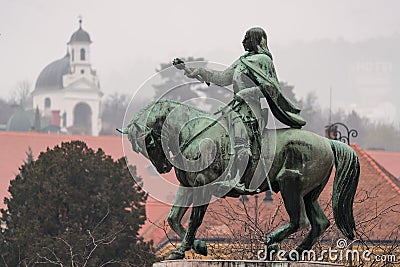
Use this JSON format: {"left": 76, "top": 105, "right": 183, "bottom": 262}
{"left": 31, "top": 19, "right": 103, "bottom": 136}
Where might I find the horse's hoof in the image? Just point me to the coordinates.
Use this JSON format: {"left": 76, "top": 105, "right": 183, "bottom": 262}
{"left": 193, "top": 240, "right": 207, "bottom": 256}
{"left": 167, "top": 250, "right": 185, "bottom": 260}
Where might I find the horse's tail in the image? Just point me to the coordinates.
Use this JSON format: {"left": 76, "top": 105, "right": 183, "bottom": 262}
{"left": 329, "top": 140, "right": 360, "bottom": 240}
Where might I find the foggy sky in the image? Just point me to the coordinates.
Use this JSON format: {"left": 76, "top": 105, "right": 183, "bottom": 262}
{"left": 1, "top": 0, "right": 400, "bottom": 124}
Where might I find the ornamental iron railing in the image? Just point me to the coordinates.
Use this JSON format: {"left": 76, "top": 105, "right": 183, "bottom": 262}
{"left": 325, "top": 122, "right": 358, "bottom": 145}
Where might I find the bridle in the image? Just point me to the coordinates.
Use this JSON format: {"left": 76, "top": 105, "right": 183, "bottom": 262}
{"left": 129, "top": 121, "right": 169, "bottom": 155}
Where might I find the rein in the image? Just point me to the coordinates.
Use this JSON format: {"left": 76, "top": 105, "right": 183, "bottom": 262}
{"left": 178, "top": 99, "right": 241, "bottom": 153}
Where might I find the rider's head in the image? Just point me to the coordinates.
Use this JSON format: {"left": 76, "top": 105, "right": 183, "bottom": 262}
{"left": 242, "top": 27, "right": 268, "bottom": 54}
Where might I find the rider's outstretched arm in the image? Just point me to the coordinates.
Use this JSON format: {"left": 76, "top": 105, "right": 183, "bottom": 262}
{"left": 196, "top": 67, "right": 234, "bottom": 87}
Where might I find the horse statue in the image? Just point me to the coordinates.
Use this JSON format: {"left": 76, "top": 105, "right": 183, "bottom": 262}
{"left": 119, "top": 99, "right": 360, "bottom": 260}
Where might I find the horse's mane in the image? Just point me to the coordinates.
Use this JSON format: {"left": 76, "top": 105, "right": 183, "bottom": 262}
{"left": 132, "top": 99, "right": 209, "bottom": 125}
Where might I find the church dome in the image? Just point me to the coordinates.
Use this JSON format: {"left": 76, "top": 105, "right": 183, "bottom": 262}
{"left": 34, "top": 54, "right": 70, "bottom": 92}
{"left": 68, "top": 26, "right": 92, "bottom": 44}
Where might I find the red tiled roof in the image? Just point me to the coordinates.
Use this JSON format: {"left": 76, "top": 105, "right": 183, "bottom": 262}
{"left": 347, "top": 145, "right": 400, "bottom": 240}
{"left": 365, "top": 150, "right": 400, "bottom": 179}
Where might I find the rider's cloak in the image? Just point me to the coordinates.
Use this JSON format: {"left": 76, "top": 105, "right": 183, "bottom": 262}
{"left": 237, "top": 52, "right": 306, "bottom": 129}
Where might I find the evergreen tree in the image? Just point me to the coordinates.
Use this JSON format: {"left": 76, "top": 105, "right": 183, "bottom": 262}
{"left": 299, "top": 92, "right": 327, "bottom": 135}
{"left": 0, "top": 141, "right": 155, "bottom": 266}
{"left": 100, "top": 93, "right": 129, "bottom": 135}
{"left": 280, "top": 82, "right": 302, "bottom": 108}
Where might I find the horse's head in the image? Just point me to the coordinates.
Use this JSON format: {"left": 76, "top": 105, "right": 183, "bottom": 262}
{"left": 144, "top": 127, "right": 173, "bottom": 174}
{"left": 121, "top": 99, "right": 209, "bottom": 174}
{"left": 119, "top": 105, "right": 173, "bottom": 174}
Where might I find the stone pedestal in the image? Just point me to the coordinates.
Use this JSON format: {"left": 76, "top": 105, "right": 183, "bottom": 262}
{"left": 153, "top": 260, "right": 343, "bottom": 267}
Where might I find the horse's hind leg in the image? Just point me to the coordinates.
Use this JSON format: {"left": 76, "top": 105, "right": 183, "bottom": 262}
{"left": 265, "top": 169, "right": 308, "bottom": 258}
{"left": 297, "top": 173, "right": 331, "bottom": 253}
{"left": 297, "top": 199, "right": 330, "bottom": 254}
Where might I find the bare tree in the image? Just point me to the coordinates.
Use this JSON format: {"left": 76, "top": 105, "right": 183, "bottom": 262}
{"left": 10, "top": 80, "right": 32, "bottom": 109}
{"left": 152, "top": 180, "right": 400, "bottom": 266}
{"left": 33, "top": 209, "right": 128, "bottom": 267}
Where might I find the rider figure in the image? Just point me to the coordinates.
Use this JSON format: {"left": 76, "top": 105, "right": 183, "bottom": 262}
{"left": 185, "top": 27, "right": 306, "bottom": 193}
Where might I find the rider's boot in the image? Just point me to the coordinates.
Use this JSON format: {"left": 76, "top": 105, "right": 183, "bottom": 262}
{"left": 217, "top": 108, "right": 260, "bottom": 195}
{"left": 232, "top": 136, "right": 252, "bottom": 193}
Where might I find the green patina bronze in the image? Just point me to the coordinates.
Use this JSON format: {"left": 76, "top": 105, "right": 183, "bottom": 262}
{"left": 119, "top": 27, "right": 360, "bottom": 260}
{"left": 120, "top": 99, "right": 360, "bottom": 260}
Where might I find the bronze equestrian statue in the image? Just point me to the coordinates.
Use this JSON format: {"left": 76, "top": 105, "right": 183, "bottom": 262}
{"left": 119, "top": 27, "right": 360, "bottom": 260}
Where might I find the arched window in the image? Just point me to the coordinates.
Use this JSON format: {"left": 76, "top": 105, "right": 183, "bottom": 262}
{"left": 44, "top": 98, "right": 51, "bottom": 109}
{"left": 73, "top": 102, "right": 92, "bottom": 135}
{"left": 71, "top": 49, "right": 75, "bottom": 61}
{"left": 80, "top": 48, "right": 86, "bottom": 61}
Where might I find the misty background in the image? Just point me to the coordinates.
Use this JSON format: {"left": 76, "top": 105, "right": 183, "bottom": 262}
{"left": 1, "top": 0, "right": 400, "bottom": 148}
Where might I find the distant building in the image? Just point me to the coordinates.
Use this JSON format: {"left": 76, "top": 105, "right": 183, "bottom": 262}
{"left": 31, "top": 19, "right": 103, "bottom": 136}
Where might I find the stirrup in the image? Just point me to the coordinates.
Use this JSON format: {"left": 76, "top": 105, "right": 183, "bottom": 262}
{"left": 232, "top": 171, "right": 260, "bottom": 194}
{"left": 233, "top": 181, "right": 260, "bottom": 194}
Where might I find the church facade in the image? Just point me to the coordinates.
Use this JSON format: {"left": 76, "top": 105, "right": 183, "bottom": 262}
{"left": 32, "top": 20, "right": 103, "bottom": 136}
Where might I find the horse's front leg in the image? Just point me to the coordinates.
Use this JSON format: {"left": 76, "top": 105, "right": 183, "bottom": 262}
{"left": 168, "top": 175, "right": 211, "bottom": 260}
{"left": 168, "top": 185, "right": 192, "bottom": 240}
{"left": 168, "top": 204, "right": 208, "bottom": 258}
{"left": 168, "top": 185, "right": 205, "bottom": 259}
